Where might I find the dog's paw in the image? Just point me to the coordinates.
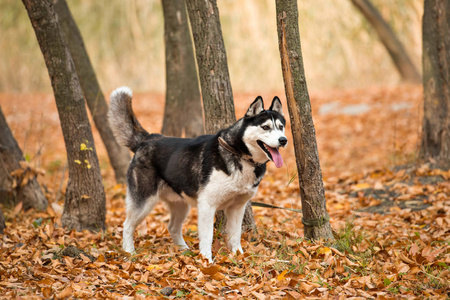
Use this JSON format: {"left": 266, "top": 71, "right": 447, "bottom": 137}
{"left": 123, "top": 249, "right": 136, "bottom": 255}
{"left": 231, "top": 244, "right": 244, "bottom": 255}
{"left": 176, "top": 243, "right": 189, "bottom": 250}
{"left": 123, "top": 244, "right": 135, "bottom": 254}
{"left": 199, "top": 250, "right": 213, "bottom": 263}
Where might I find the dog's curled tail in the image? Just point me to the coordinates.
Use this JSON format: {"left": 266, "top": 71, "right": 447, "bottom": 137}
{"left": 108, "top": 87, "right": 151, "bottom": 152}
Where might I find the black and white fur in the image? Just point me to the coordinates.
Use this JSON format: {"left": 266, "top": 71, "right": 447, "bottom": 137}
{"left": 108, "top": 87, "right": 287, "bottom": 262}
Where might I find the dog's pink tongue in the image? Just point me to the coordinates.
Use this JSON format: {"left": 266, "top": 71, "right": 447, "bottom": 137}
{"left": 267, "top": 146, "right": 283, "bottom": 168}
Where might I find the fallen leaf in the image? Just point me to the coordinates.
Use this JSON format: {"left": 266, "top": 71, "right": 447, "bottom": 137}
{"left": 317, "top": 247, "right": 332, "bottom": 256}
{"left": 277, "top": 270, "right": 288, "bottom": 281}
{"left": 200, "top": 265, "right": 221, "bottom": 276}
{"left": 286, "top": 290, "right": 302, "bottom": 299}
{"left": 299, "top": 282, "right": 319, "bottom": 294}
{"left": 13, "top": 201, "right": 23, "bottom": 215}
{"left": 251, "top": 291, "right": 266, "bottom": 300}
{"left": 56, "top": 285, "right": 73, "bottom": 299}
{"left": 410, "top": 243, "right": 419, "bottom": 256}
{"left": 146, "top": 264, "right": 162, "bottom": 271}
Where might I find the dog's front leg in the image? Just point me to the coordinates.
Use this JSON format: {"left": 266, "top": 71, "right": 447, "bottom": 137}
{"left": 224, "top": 202, "right": 246, "bottom": 254}
{"left": 197, "top": 201, "right": 216, "bottom": 263}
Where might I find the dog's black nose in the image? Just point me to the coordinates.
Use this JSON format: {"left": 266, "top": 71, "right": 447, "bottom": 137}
{"left": 279, "top": 137, "right": 287, "bottom": 146}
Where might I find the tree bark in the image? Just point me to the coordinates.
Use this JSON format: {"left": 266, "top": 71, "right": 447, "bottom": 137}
{"left": 186, "top": 0, "right": 255, "bottom": 232}
{"left": 161, "top": 0, "right": 204, "bottom": 138}
{"left": 350, "top": 0, "right": 421, "bottom": 84}
{"left": 22, "top": 0, "right": 106, "bottom": 231}
{"left": 53, "top": 0, "right": 130, "bottom": 183}
{"left": 185, "top": 0, "right": 236, "bottom": 134}
{"left": 275, "top": 0, "right": 333, "bottom": 240}
{"left": 0, "top": 207, "right": 5, "bottom": 234}
{"left": 0, "top": 106, "right": 47, "bottom": 211}
{"left": 421, "top": 0, "right": 450, "bottom": 169}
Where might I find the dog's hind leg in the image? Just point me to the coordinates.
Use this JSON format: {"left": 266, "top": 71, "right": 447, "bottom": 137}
{"left": 166, "top": 201, "right": 190, "bottom": 249}
{"left": 122, "top": 193, "right": 158, "bottom": 253}
{"left": 224, "top": 202, "right": 246, "bottom": 255}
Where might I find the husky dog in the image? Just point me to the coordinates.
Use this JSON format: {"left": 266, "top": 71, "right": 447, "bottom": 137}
{"left": 108, "top": 87, "right": 287, "bottom": 262}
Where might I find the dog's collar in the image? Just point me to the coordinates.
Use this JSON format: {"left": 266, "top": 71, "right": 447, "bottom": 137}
{"left": 218, "top": 137, "right": 260, "bottom": 165}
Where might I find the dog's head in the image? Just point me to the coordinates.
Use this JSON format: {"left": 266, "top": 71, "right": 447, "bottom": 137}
{"left": 242, "top": 96, "right": 287, "bottom": 167}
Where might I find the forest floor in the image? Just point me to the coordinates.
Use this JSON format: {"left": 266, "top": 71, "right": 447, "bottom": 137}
{"left": 0, "top": 85, "right": 449, "bottom": 299}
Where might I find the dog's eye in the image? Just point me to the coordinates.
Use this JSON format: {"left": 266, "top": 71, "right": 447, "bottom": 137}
{"left": 262, "top": 125, "right": 270, "bottom": 131}
{"left": 279, "top": 125, "right": 284, "bottom": 130}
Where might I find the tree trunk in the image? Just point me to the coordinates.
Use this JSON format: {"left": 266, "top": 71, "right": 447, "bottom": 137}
{"left": 350, "top": 0, "right": 421, "bottom": 84}
{"left": 53, "top": 0, "right": 130, "bottom": 183}
{"left": 0, "top": 207, "right": 5, "bottom": 234}
{"left": 185, "top": 0, "right": 235, "bottom": 134}
{"left": 186, "top": 0, "right": 255, "bottom": 232}
{"left": 275, "top": 0, "right": 333, "bottom": 240}
{"left": 22, "top": 0, "right": 106, "bottom": 231}
{"left": 161, "top": 0, "right": 204, "bottom": 138}
{"left": 421, "top": 0, "right": 450, "bottom": 169}
{"left": 0, "top": 106, "right": 47, "bottom": 212}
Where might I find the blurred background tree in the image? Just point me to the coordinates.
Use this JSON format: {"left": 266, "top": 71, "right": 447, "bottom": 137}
{"left": 161, "top": 0, "right": 204, "bottom": 138}
{"left": 0, "top": 0, "right": 423, "bottom": 94}
{"left": 350, "top": 0, "right": 421, "bottom": 83}
{"left": 421, "top": 0, "right": 450, "bottom": 169}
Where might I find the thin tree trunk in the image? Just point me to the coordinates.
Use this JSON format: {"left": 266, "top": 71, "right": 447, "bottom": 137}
{"left": 351, "top": 0, "right": 421, "bottom": 83}
{"left": 161, "top": 0, "right": 204, "bottom": 138}
{"left": 421, "top": 0, "right": 450, "bottom": 169}
{"left": 275, "top": 0, "right": 333, "bottom": 240}
{"left": 185, "top": 0, "right": 255, "bottom": 232}
{"left": 22, "top": 0, "right": 106, "bottom": 231}
{"left": 53, "top": 0, "right": 130, "bottom": 183}
{"left": 0, "top": 207, "right": 5, "bottom": 234}
{"left": 0, "top": 106, "right": 47, "bottom": 211}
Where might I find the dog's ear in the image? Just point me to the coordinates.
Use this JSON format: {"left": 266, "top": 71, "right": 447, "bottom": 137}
{"left": 245, "top": 96, "right": 264, "bottom": 117}
{"left": 269, "top": 96, "right": 284, "bottom": 116}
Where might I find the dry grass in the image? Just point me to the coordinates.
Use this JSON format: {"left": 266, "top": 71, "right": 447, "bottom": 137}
{"left": 1, "top": 0, "right": 422, "bottom": 93}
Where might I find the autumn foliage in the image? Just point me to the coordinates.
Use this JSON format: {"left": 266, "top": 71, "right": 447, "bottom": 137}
{"left": 0, "top": 86, "right": 449, "bottom": 298}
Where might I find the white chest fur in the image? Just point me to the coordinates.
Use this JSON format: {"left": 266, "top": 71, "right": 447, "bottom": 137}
{"left": 202, "top": 161, "right": 260, "bottom": 210}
